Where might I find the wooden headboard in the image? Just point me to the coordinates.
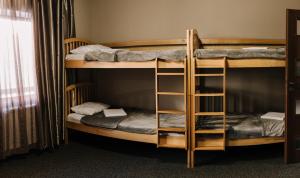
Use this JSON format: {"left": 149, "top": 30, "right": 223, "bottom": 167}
{"left": 189, "top": 29, "right": 286, "bottom": 51}
{"left": 64, "top": 38, "right": 91, "bottom": 55}
{"left": 64, "top": 30, "right": 189, "bottom": 55}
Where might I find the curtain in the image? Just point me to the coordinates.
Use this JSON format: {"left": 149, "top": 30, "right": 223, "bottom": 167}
{"left": 63, "top": 0, "right": 75, "bottom": 38}
{"left": 63, "top": 0, "right": 77, "bottom": 84}
{"left": 0, "top": 0, "right": 76, "bottom": 159}
{"left": 0, "top": 0, "right": 38, "bottom": 159}
{"left": 32, "top": 0, "right": 75, "bottom": 149}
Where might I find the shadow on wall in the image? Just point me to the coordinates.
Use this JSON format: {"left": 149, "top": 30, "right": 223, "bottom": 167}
{"left": 74, "top": 68, "right": 285, "bottom": 113}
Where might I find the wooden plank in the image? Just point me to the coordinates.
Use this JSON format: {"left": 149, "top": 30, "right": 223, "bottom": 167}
{"left": 196, "top": 59, "right": 286, "bottom": 68}
{"left": 195, "top": 112, "right": 225, "bottom": 116}
{"left": 228, "top": 137, "right": 285, "bottom": 146}
{"left": 196, "top": 137, "right": 224, "bottom": 148}
{"left": 157, "top": 92, "right": 185, "bottom": 96}
{"left": 195, "top": 93, "right": 224, "bottom": 97}
{"left": 200, "top": 38, "right": 285, "bottom": 45}
{"left": 194, "top": 146, "right": 225, "bottom": 151}
{"left": 66, "top": 120, "right": 156, "bottom": 144}
{"left": 155, "top": 59, "right": 159, "bottom": 146}
{"left": 65, "top": 60, "right": 185, "bottom": 69}
{"left": 195, "top": 129, "right": 225, "bottom": 134}
{"left": 103, "top": 39, "right": 187, "bottom": 48}
{"left": 195, "top": 74, "right": 224, "bottom": 77}
{"left": 157, "top": 72, "right": 185, "bottom": 76}
{"left": 158, "top": 127, "right": 186, "bottom": 132}
{"left": 159, "top": 135, "right": 186, "bottom": 149}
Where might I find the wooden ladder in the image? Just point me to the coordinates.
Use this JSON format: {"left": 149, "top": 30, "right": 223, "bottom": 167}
{"left": 191, "top": 58, "right": 227, "bottom": 158}
{"left": 155, "top": 58, "right": 187, "bottom": 149}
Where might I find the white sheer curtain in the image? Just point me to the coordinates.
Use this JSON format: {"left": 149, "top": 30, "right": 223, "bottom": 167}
{"left": 0, "top": 0, "right": 37, "bottom": 159}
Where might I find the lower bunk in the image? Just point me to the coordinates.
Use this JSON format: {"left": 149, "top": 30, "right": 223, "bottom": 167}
{"left": 196, "top": 114, "right": 284, "bottom": 148}
{"left": 66, "top": 109, "right": 186, "bottom": 148}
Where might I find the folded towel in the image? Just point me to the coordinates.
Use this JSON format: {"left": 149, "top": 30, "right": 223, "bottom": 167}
{"left": 261, "top": 112, "right": 285, "bottom": 121}
{"left": 104, "top": 108, "right": 127, "bottom": 117}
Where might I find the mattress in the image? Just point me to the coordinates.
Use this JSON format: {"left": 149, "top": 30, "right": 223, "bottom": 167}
{"left": 67, "top": 109, "right": 185, "bottom": 135}
{"left": 65, "top": 49, "right": 186, "bottom": 62}
{"left": 194, "top": 48, "right": 285, "bottom": 59}
{"left": 197, "top": 114, "right": 284, "bottom": 139}
{"left": 80, "top": 112, "right": 125, "bottom": 129}
{"left": 117, "top": 110, "right": 185, "bottom": 134}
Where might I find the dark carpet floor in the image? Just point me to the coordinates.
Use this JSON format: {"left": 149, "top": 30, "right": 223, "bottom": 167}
{"left": 1, "top": 131, "right": 300, "bottom": 178}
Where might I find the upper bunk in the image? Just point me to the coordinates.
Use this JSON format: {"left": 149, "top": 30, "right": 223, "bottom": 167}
{"left": 189, "top": 29, "right": 286, "bottom": 68}
{"left": 64, "top": 35, "right": 188, "bottom": 69}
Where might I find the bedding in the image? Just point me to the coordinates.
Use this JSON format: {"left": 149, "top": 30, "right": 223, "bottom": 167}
{"left": 81, "top": 112, "right": 125, "bottom": 129}
{"left": 261, "top": 119, "right": 285, "bottom": 137}
{"left": 67, "top": 113, "right": 85, "bottom": 121}
{"left": 194, "top": 48, "right": 286, "bottom": 59}
{"left": 84, "top": 49, "right": 125, "bottom": 62}
{"left": 67, "top": 109, "right": 185, "bottom": 135}
{"left": 66, "top": 47, "right": 186, "bottom": 62}
{"left": 71, "top": 102, "right": 110, "bottom": 115}
{"left": 65, "top": 53, "right": 85, "bottom": 60}
{"left": 117, "top": 49, "right": 186, "bottom": 62}
{"left": 196, "top": 114, "right": 284, "bottom": 139}
{"left": 70, "top": 44, "right": 111, "bottom": 54}
{"left": 117, "top": 110, "right": 185, "bottom": 134}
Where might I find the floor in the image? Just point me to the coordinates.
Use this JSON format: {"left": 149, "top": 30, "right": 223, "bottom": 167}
{"left": 0, "top": 131, "right": 300, "bottom": 178}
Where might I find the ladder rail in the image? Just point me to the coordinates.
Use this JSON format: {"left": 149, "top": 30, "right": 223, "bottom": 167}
{"left": 223, "top": 57, "right": 227, "bottom": 149}
{"left": 155, "top": 58, "right": 160, "bottom": 147}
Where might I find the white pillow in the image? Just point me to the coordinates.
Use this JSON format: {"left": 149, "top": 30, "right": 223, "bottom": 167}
{"left": 67, "top": 113, "right": 85, "bottom": 121}
{"left": 71, "top": 102, "right": 110, "bottom": 115}
{"left": 70, "top": 44, "right": 111, "bottom": 54}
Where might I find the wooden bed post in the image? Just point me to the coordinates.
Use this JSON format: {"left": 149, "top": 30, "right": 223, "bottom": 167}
{"left": 285, "top": 9, "right": 300, "bottom": 164}
{"left": 190, "top": 29, "right": 197, "bottom": 168}
{"left": 186, "top": 29, "right": 191, "bottom": 168}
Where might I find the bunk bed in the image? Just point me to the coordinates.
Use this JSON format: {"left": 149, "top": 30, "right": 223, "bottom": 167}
{"left": 64, "top": 33, "right": 190, "bottom": 167}
{"left": 189, "top": 29, "right": 286, "bottom": 168}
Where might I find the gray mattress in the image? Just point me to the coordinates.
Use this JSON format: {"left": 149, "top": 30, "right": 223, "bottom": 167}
{"left": 194, "top": 48, "right": 285, "bottom": 59}
{"left": 197, "top": 114, "right": 284, "bottom": 139}
{"left": 84, "top": 49, "right": 186, "bottom": 62}
{"left": 72, "top": 110, "right": 283, "bottom": 138}
{"left": 77, "top": 109, "right": 185, "bottom": 135}
{"left": 81, "top": 112, "right": 125, "bottom": 129}
{"left": 117, "top": 110, "right": 185, "bottom": 134}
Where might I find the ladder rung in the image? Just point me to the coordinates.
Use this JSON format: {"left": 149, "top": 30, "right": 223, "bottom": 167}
{"left": 195, "top": 73, "right": 224, "bottom": 77}
{"left": 157, "top": 73, "right": 184, "bottom": 76}
{"left": 195, "top": 112, "right": 225, "bottom": 116}
{"left": 157, "top": 92, "right": 185, "bottom": 96}
{"left": 158, "top": 144, "right": 185, "bottom": 149}
{"left": 195, "top": 93, "right": 224, "bottom": 97}
{"left": 158, "top": 110, "right": 185, "bottom": 114}
{"left": 158, "top": 127, "right": 186, "bottom": 132}
{"left": 195, "top": 129, "right": 225, "bottom": 134}
{"left": 194, "top": 146, "right": 225, "bottom": 151}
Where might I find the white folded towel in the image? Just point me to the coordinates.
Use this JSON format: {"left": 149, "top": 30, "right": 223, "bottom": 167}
{"left": 104, "top": 108, "right": 127, "bottom": 117}
{"left": 261, "top": 112, "right": 285, "bottom": 121}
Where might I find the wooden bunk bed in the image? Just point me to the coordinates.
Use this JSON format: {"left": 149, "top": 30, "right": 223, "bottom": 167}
{"left": 64, "top": 33, "right": 190, "bottom": 167}
{"left": 189, "top": 29, "right": 286, "bottom": 168}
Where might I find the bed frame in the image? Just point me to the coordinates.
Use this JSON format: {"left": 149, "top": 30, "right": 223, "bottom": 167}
{"left": 189, "top": 29, "right": 286, "bottom": 168}
{"left": 189, "top": 29, "right": 286, "bottom": 68}
{"left": 64, "top": 30, "right": 288, "bottom": 168}
{"left": 64, "top": 34, "right": 190, "bottom": 166}
{"left": 64, "top": 38, "right": 187, "bottom": 69}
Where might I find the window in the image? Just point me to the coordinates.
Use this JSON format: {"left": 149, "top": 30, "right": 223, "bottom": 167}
{"left": 0, "top": 11, "right": 37, "bottom": 111}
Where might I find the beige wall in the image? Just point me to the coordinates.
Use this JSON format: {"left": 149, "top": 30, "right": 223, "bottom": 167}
{"left": 75, "top": 0, "right": 300, "bottom": 42}
{"left": 74, "top": 0, "right": 92, "bottom": 40}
